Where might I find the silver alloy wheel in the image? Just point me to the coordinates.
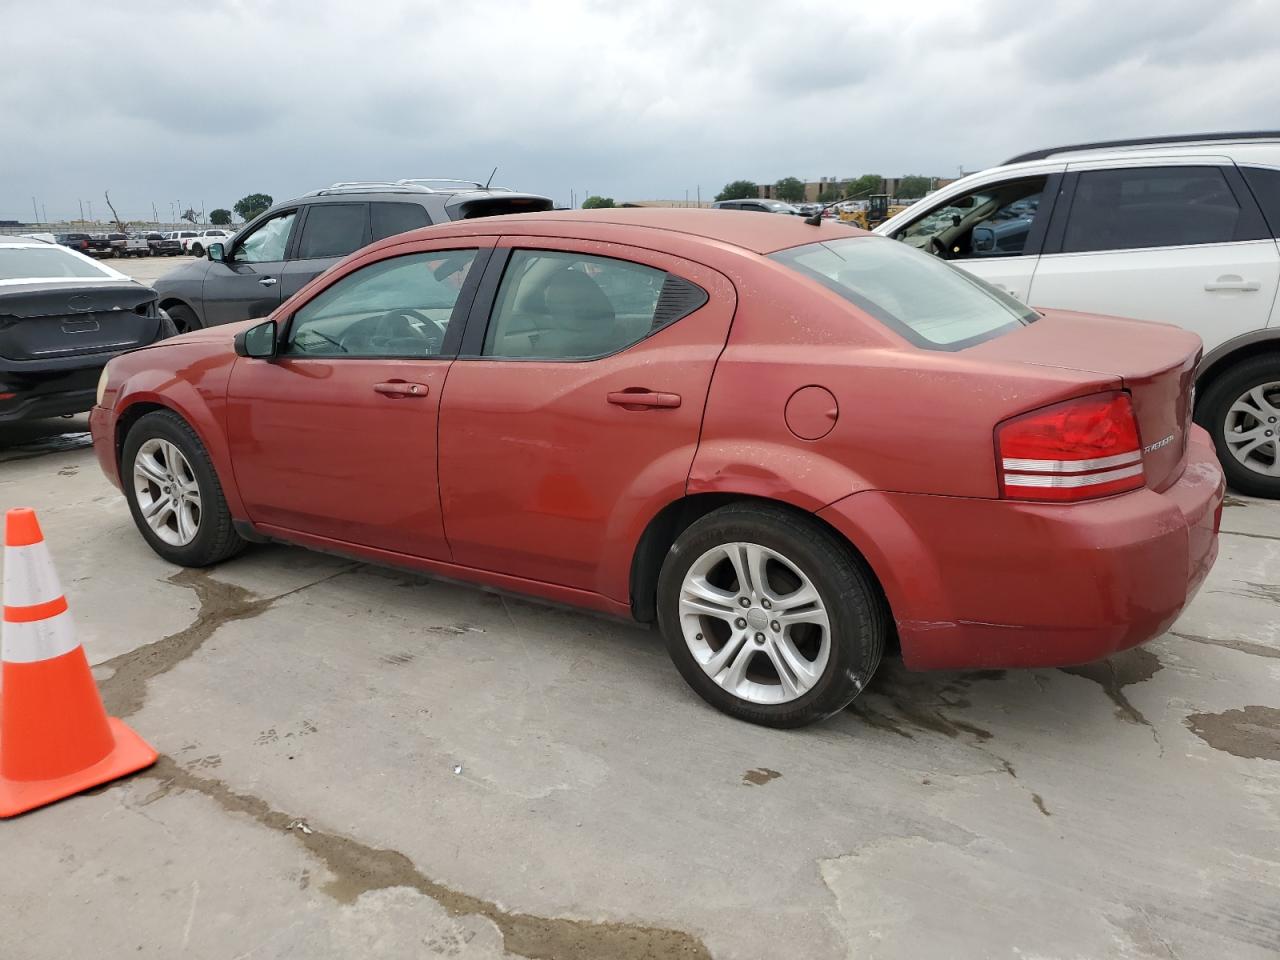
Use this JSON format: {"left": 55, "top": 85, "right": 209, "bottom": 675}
{"left": 132, "top": 437, "right": 202, "bottom": 546}
{"left": 1224, "top": 381, "right": 1280, "bottom": 477}
{"left": 678, "top": 541, "right": 831, "bottom": 705}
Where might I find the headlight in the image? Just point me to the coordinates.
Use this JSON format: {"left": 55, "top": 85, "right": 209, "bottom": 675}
{"left": 95, "top": 366, "right": 111, "bottom": 407}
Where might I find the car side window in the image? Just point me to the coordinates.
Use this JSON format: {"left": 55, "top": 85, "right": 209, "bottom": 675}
{"left": 371, "top": 202, "right": 432, "bottom": 241}
{"left": 482, "top": 250, "right": 706, "bottom": 360}
{"left": 1062, "top": 166, "right": 1248, "bottom": 253}
{"left": 295, "top": 203, "right": 370, "bottom": 260}
{"left": 1240, "top": 166, "right": 1280, "bottom": 237}
{"left": 896, "top": 177, "right": 1048, "bottom": 258}
{"left": 284, "top": 250, "right": 478, "bottom": 358}
{"left": 233, "top": 211, "right": 297, "bottom": 263}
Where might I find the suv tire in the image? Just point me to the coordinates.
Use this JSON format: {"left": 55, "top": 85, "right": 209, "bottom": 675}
{"left": 1197, "top": 354, "right": 1280, "bottom": 498}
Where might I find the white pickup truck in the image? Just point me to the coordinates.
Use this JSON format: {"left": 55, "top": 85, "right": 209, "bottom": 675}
{"left": 175, "top": 229, "right": 231, "bottom": 257}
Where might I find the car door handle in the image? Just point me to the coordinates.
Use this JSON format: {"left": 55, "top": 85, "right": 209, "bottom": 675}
{"left": 373, "top": 381, "right": 429, "bottom": 398}
{"left": 258, "top": 277, "right": 278, "bottom": 286}
{"left": 607, "top": 390, "right": 681, "bottom": 409}
{"left": 1204, "top": 276, "right": 1261, "bottom": 292}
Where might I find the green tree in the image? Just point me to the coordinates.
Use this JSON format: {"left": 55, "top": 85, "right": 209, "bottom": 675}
{"left": 895, "top": 175, "right": 932, "bottom": 198}
{"left": 843, "top": 174, "right": 883, "bottom": 198}
{"left": 209, "top": 208, "right": 232, "bottom": 225}
{"left": 715, "top": 180, "right": 758, "bottom": 202}
{"left": 581, "top": 196, "right": 615, "bottom": 209}
{"left": 234, "top": 193, "right": 273, "bottom": 222}
{"left": 774, "top": 176, "right": 806, "bottom": 203}
{"left": 817, "top": 186, "right": 842, "bottom": 203}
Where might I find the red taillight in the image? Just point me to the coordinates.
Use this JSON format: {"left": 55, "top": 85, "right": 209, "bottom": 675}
{"left": 996, "top": 391, "right": 1145, "bottom": 502}
{"left": 79, "top": 240, "right": 89, "bottom": 250}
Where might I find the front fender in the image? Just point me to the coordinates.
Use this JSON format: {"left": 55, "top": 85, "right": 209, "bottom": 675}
{"left": 112, "top": 345, "right": 244, "bottom": 518}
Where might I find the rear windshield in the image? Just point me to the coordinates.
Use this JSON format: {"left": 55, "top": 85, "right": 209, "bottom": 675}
{"left": 770, "top": 236, "right": 1036, "bottom": 349}
{"left": 0, "top": 246, "right": 118, "bottom": 282}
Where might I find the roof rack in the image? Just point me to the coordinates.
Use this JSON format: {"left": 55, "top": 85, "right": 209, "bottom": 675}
{"left": 1003, "top": 131, "right": 1280, "bottom": 165}
{"left": 302, "top": 178, "right": 509, "bottom": 198}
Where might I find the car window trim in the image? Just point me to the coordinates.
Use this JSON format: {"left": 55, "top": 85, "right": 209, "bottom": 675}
{"left": 455, "top": 244, "right": 708, "bottom": 363}
{"left": 276, "top": 246, "right": 492, "bottom": 361}
{"left": 290, "top": 201, "right": 372, "bottom": 263}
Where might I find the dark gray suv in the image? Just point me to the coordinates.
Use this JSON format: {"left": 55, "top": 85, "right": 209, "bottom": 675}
{"left": 153, "top": 179, "right": 553, "bottom": 331}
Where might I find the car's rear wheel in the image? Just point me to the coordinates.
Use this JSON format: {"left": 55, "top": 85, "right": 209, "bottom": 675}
{"left": 656, "top": 503, "right": 885, "bottom": 728}
{"left": 190, "top": 243, "right": 204, "bottom": 257}
{"left": 1198, "top": 355, "right": 1280, "bottom": 498}
{"left": 166, "top": 304, "right": 201, "bottom": 334}
{"left": 122, "top": 411, "right": 245, "bottom": 566}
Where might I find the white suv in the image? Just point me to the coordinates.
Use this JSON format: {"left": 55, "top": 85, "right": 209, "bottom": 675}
{"left": 876, "top": 132, "right": 1280, "bottom": 497}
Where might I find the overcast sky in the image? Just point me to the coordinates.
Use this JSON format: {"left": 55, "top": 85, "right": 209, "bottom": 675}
{"left": 2, "top": 0, "right": 1277, "bottom": 222}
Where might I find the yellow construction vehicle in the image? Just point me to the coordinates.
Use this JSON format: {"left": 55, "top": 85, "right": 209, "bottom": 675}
{"left": 837, "top": 195, "right": 907, "bottom": 230}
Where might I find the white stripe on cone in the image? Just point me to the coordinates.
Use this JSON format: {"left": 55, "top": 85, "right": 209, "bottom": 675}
{"left": 2, "top": 608, "right": 79, "bottom": 664}
{"left": 2, "top": 541, "right": 64, "bottom": 608}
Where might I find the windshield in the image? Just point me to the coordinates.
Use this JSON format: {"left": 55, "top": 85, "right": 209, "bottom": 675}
{"left": 0, "top": 246, "right": 119, "bottom": 283}
{"left": 770, "top": 236, "right": 1036, "bottom": 349}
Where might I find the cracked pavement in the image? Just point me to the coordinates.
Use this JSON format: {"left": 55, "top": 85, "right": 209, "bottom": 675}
{"left": 1, "top": 417, "right": 1278, "bottom": 960}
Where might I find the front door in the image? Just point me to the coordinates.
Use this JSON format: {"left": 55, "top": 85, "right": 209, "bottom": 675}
{"left": 202, "top": 208, "right": 299, "bottom": 326}
{"left": 226, "top": 241, "right": 492, "bottom": 558}
{"left": 437, "top": 239, "right": 735, "bottom": 597}
{"left": 887, "top": 172, "right": 1061, "bottom": 302}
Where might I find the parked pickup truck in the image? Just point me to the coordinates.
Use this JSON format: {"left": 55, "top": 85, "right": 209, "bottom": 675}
{"left": 145, "top": 232, "right": 182, "bottom": 256}
{"left": 108, "top": 233, "right": 151, "bottom": 257}
{"left": 58, "top": 234, "right": 114, "bottom": 257}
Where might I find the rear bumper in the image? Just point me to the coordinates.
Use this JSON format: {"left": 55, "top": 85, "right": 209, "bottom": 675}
{"left": 818, "top": 426, "right": 1224, "bottom": 670}
{"left": 0, "top": 363, "right": 102, "bottom": 423}
{"left": 89, "top": 404, "right": 121, "bottom": 489}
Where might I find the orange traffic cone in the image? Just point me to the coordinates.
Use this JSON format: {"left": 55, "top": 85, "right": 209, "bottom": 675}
{"left": 0, "top": 508, "right": 156, "bottom": 817}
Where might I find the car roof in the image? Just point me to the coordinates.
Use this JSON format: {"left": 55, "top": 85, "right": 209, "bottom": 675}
{"left": 392, "top": 207, "right": 866, "bottom": 255}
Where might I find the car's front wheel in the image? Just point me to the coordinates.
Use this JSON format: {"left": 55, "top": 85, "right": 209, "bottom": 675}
{"left": 656, "top": 503, "right": 885, "bottom": 728}
{"left": 166, "top": 304, "right": 201, "bottom": 334}
{"left": 122, "top": 410, "right": 245, "bottom": 566}
{"left": 190, "top": 243, "right": 204, "bottom": 257}
{"left": 1198, "top": 355, "right": 1280, "bottom": 498}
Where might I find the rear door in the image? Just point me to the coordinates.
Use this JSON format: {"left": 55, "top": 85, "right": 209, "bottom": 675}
{"left": 201, "top": 208, "right": 299, "bottom": 326}
{"left": 436, "top": 239, "right": 734, "bottom": 597}
{"left": 1027, "top": 159, "right": 1280, "bottom": 353}
{"left": 278, "top": 202, "right": 372, "bottom": 301}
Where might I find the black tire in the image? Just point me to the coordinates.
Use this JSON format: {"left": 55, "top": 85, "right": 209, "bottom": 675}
{"left": 1196, "top": 353, "right": 1280, "bottom": 499}
{"left": 121, "top": 410, "right": 246, "bottom": 566}
{"left": 656, "top": 502, "right": 885, "bottom": 728}
{"left": 190, "top": 243, "right": 204, "bottom": 258}
{"left": 166, "top": 304, "right": 201, "bottom": 334}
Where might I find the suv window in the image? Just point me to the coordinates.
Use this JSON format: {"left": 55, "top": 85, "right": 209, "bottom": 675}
{"left": 771, "top": 237, "right": 1035, "bottom": 350}
{"left": 896, "top": 177, "right": 1048, "bottom": 258}
{"left": 286, "top": 250, "right": 478, "bottom": 357}
{"left": 296, "top": 203, "right": 369, "bottom": 260}
{"left": 482, "top": 250, "right": 702, "bottom": 359}
{"left": 371, "top": 202, "right": 431, "bottom": 241}
{"left": 1241, "top": 166, "right": 1280, "bottom": 237}
{"left": 1063, "top": 166, "right": 1246, "bottom": 253}
{"left": 234, "top": 212, "right": 296, "bottom": 263}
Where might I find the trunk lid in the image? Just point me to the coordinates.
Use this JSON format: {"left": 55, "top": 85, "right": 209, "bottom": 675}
{"left": 0, "top": 282, "right": 162, "bottom": 364}
{"left": 969, "top": 309, "right": 1200, "bottom": 492}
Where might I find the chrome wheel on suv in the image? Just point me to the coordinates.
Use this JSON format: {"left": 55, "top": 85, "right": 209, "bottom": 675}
{"left": 1223, "top": 381, "right": 1280, "bottom": 478}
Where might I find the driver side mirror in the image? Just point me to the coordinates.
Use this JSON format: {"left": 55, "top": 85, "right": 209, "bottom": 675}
{"left": 234, "top": 320, "right": 278, "bottom": 359}
{"left": 208, "top": 242, "right": 225, "bottom": 262}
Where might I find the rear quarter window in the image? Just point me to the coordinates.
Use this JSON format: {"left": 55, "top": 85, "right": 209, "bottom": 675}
{"left": 770, "top": 236, "right": 1034, "bottom": 350}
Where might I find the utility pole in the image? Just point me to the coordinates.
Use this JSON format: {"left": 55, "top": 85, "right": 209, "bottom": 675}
{"left": 152, "top": 203, "right": 158, "bottom": 224}
{"left": 78, "top": 199, "right": 84, "bottom": 222}
{"left": 685, "top": 189, "right": 689, "bottom": 208}
{"left": 86, "top": 199, "right": 93, "bottom": 222}
{"left": 697, "top": 186, "right": 701, "bottom": 208}
{"left": 41, "top": 203, "right": 47, "bottom": 224}
{"left": 32, "top": 197, "right": 39, "bottom": 224}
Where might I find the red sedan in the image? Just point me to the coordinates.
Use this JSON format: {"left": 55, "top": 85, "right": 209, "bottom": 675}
{"left": 90, "top": 210, "right": 1223, "bottom": 727}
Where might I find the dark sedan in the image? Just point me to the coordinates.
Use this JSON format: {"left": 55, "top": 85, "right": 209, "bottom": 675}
{"left": 0, "top": 238, "right": 174, "bottom": 422}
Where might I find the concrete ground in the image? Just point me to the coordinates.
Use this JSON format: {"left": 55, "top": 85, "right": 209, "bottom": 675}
{"left": 0, "top": 260, "right": 1278, "bottom": 958}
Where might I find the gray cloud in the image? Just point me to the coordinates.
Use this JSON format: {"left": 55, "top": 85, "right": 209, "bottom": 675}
{"left": 2, "top": 0, "right": 1278, "bottom": 222}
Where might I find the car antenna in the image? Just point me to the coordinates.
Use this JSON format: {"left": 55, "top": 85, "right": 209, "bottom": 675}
{"left": 484, "top": 166, "right": 498, "bottom": 190}
{"left": 804, "top": 188, "right": 874, "bottom": 226}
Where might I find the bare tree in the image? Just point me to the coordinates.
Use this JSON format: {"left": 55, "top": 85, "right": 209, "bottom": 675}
{"left": 104, "top": 190, "right": 129, "bottom": 233}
